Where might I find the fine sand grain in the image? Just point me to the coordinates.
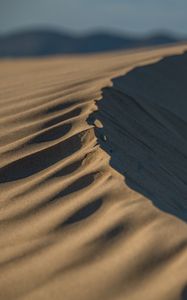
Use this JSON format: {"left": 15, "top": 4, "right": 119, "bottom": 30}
{"left": 0, "top": 44, "right": 187, "bottom": 300}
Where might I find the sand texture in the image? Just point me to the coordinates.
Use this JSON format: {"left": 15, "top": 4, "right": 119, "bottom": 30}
{"left": 0, "top": 44, "right": 187, "bottom": 300}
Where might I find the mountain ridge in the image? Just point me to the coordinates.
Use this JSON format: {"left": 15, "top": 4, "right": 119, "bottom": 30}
{"left": 0, "top": 28, "right": 184, "bottom": 57}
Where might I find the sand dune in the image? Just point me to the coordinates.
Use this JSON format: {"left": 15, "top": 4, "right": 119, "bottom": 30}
{"left": 0, "top": 44, "right": 187, "bottom": 300}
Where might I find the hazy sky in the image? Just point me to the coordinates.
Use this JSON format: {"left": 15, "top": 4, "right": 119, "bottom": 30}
{"left": 0, "top": 0, "right": 187, "bottom": 36}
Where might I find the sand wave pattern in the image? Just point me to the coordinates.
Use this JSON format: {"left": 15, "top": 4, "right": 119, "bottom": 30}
{"left": 0, "top": 45, "right": 187, "bottom": 300}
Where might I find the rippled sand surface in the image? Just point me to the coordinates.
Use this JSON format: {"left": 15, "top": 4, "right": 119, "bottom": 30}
{"left": 0, "top": 44, "right": 187, "bottom": 300}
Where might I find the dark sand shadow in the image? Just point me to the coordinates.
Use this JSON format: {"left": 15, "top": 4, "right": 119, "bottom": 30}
{"left": 88, "top": 51, "right": 187, "bottom": 222}
{"left": 182, "top": 285, "right": 187, "bottom": 300}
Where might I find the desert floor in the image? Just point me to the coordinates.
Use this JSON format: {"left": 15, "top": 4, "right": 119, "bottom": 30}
{"left": 0, "top": 44, "right": 187, "bottom": 300}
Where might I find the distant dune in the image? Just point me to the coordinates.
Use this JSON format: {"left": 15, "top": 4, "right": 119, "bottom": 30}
{"left": 0, "top": 29, "right": 183, "bottom": 57}
{"left": 0, "top": 44, "right": 187, "bottom": 300}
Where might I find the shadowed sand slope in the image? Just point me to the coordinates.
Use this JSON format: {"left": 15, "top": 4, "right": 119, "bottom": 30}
{"left": 0, "top": 44, "right": 187, "bottom": 300}
{"left": 88, "top": 52, "right": 187, "bottom": 221}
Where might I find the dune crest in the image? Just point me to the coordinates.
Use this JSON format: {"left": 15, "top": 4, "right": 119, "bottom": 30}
{"left": 0, "top": 44, "right": 187, "bottom": 300}
{"left": 89, "top": 51, "right": 187, "bottom": 220}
